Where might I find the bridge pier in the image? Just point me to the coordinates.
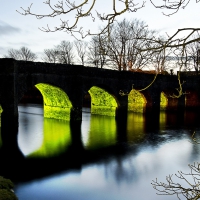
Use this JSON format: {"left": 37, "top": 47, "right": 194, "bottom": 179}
{"left": 116, "top": 94, "right": 128, "bottom": 141}
{"left": 0, "top": 59, "right": 22, "bottom": 158}
{"left": 0, "top": 59, "right": 19, "bottom": 135}
{"left": 0, "top": 108, "right": 23, "bottom": 160}
{"left": 66, "top": 79, "right": 83, "bottom": 121}
{"left": 116, "top": 94, "right": 128, "bottom": 119}
{"left": 70, "top": 106, "right": 82, "bottom": 121}
{"left": 144, "top": 87, "right": 161, "bottom": 113}
{"left": 177, "top": 94, "right": 185, "bottom": 111}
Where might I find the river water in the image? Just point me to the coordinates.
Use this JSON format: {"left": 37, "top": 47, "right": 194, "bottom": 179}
{"left": 2, "top": 104, "right": 200, "bottom": 200}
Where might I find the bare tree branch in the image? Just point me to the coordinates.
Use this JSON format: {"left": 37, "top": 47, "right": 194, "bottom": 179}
{"left": 17, "top": 0, "right": 146, "bottom": 38}
{"left": 134, "top": 28, "right": 200, "bottom": 53}
{"left": 152, "top": 162, "right": 200, "bottom": 200}
{"left": 150, "top": 0, "right": 200, "bottom": 16}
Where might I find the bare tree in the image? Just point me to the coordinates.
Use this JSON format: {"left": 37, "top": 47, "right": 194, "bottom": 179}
{"left": 4, "top": 48, "right": 21, "bottom": 60}
{"left": 4, "top": 46, "right": 37, "bottom": 61}
{"left": 185, "top": 36, "right": 200, "bottom": 72}
{"left": 87, "top": 36, "right": 108, "bottom": 68}
{"left": 98, "top": 18, "right": 157, "bottom": 71}
{"left": 151, "top": 40, "right": 174, "bottom": 74}
{"left": 19, "top": 47, "right": 37, "bottom": 61}
{"left": 56, "top": 40, "right": 75, "bottom": 64}
{"left": 42, "top": 48, "right": 59, "bottom": 63}
{"left": 41, "top": 40, "right": 75, "bottom": 64}
{"left": 74, "top": 40, "right": 88, "bottom": 65}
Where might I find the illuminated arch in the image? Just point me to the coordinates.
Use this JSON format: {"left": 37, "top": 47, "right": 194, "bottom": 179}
{"left": 160, "top": 92, "right": 168, "bottom": 111}
{"left": 128, "top": 89, "right": 147, "bottom": 113}
{"left": 88, "top": 86, "right": 118, "bottom": 116}
{"left": 0, "top": 105, "right": 3, "bottom": 115}
{"left": 35, "top": 83, "right": 72, "bottom": 120}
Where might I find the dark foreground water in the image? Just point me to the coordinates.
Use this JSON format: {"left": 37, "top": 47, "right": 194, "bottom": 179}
{"left": 1, "top": 104, "right": 200, "bottom": 200}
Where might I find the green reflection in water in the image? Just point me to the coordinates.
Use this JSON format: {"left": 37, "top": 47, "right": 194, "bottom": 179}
{"left": 128, "top": 89, "right": 146, "bottom": 113}
{"left": 160, "top": 92, "right": 168, "bottom": 111}
{"left": 35, "top": 83, "right": 72, "bottom": 120}
{"left": 159, "top": 111, "right": 167, "bottom": 130}
{"left": 28, "top": 118, "right": 71, "bottom": 158}
{"left": 126, "top": 112, "right": 145, "bottom": 142}
{"left": 83, "top": 115, "right": 117, "bottom": 150}
{"left": 88, "top": 86, "right": 118, "bottom": 117}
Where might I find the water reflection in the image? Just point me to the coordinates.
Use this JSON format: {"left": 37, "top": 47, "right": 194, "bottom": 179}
{"left": 159, "top": 109, "right": 200, "bottom": 130}
{"left": 126, "top": 112, "right": 145, "bottom": 143}
{"left": 29, "top": 118, "right": 72, "bottom": 158}
{"left": 15, "top": 131, "right": 200, "bottom": 200}
{"left": 18, "top": 104, "right": 44, "bottom": 156}
{"left": 184, "top": 110, "right": 200, "bottom": 127}
{"left": 11, "top": 105, "right": 200, "bottom": 200}
{"left": 18, "top": 104, "right": 72, "bottom": 157}
{"left": 104, "top": 155, "right": 137, "bottom": 184}
{"left": 82, "top": 114, "right": 117, "bottom": 150}
{"left": 17, "top": 105, "right": 198, "bottom": 157}
{"left": 159, "top": 111, "right": 167, "bottom": 130}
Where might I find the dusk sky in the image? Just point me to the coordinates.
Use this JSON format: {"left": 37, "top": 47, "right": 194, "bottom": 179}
{"left": 1, "top": 0, "right": 200, "bottom": 62}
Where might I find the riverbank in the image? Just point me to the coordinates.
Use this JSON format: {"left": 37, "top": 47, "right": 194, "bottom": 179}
{"left": 0, "top": 176, "right": 18, "bottom": 200}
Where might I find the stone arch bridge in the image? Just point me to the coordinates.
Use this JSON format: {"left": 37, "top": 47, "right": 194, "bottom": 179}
{"left": 0, "top": 58, "right": 200, "bottom": 135}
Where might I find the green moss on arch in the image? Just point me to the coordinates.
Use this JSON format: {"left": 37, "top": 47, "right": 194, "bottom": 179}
{"left": 160, "top": 92, "right": 168, "bottom": 111}
{"left": 0, "top": 105, "right": 3, "bottom": 114}
{"left": 35, "top": 83, "right": 72, "bottom": 120}
{"left": 88, "top": 86, "right": 118, "bottom": 116}
{"left": 128, "top": 89, "right": 146, "bottom": 113}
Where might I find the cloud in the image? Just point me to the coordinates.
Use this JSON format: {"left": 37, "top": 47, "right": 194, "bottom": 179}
{"left": 0, "top": 20, "right": 20, "bottom": 36}
{"left": 0, "top": 46, "right": 6, "bottom": 56}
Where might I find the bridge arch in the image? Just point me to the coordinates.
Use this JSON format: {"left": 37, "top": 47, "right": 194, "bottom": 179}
{"left": 88, "top": 86, "right": 118, "bottom": 116}
{"left": 35, "top": 83, "right": 73, "bottom": 120}
{"left": 160, "top": 90, "right": 180, "bottom": 111}
{"left": 160, "top": 91, "right": 168, "bottom": 111}
{"left": 0, "top": 105, "right": 3, "bottom": 117}
{"left": 128, "top": 89, "right": 147, "bottom": 113}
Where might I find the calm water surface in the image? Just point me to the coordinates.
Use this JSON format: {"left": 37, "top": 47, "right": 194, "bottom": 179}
{"left": 9, "top": 104, "right": 200, "bottom": 200}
